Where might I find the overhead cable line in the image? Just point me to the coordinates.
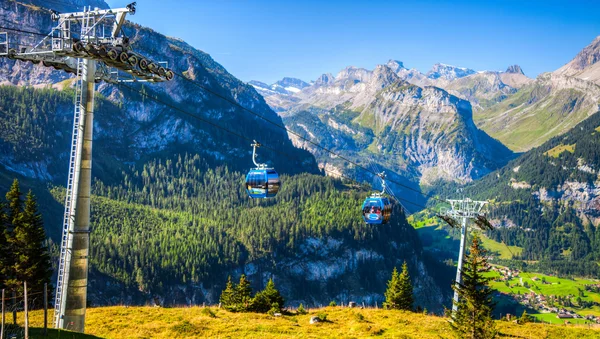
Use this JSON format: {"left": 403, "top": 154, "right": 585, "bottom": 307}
{"left": 0, "top": 24, "right": 50, "bottom": 37}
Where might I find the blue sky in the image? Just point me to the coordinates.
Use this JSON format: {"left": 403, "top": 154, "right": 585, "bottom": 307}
{"left": 106, "top": 0, "right": 600, "bottom": 84}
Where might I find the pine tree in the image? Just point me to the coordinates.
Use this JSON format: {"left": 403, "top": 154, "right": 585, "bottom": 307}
{"left": 263, "top": 278, "right": 285, "bottom": 308}
{"left": 0, "top": 201, "right": 8, "bottom": 289}
{"left": 450, "top": 234, "right": 497, "bottom": 339}
{"left": 251, "top": 278, "right": 285, "bottom": 313}
{"left": 397, "top": 261, "right": 414, "bottom": 311}
{"left": 220, "top": 276, "right": 237, "bottom": 311}
{"left": 237, "top": 274, "right": 252, "bottom": 311}
{"left": 250, "top": 289, "right": 271, "bottom": 313}
{"left": 6, "top": 179, "right": 23, "bottom": 224}
{"left": 4, "top": 179, "right": 23, "bottom": 291}
{"left": 383, "top": 261, "right": 413, "bottom": 311}
{"left": 8, "top": 191, "right": 52, "bottom": 301}
{"left": 268, "top": 302, "right": 280, "bottom": 315}
{"left": 384, "top": 267, "right": 400, "bottom": 309}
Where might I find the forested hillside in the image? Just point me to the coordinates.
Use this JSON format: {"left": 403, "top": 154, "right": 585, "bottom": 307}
{"left": 75, "top": 154, "right": 449, "bottom": 309}
{"left": 0, "top": 84, "right": 450, "bottom": 309}
{"left": 443, "top": 111, "right": 600, "bottom": 277}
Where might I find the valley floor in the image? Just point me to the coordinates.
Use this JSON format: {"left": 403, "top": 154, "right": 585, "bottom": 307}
{"left": 15, "top": 306, "right": 600, "bottom": 338}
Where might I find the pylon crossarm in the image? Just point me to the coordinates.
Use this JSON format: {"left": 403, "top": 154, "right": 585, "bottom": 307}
{"left": 0, "top": 4, "right": 174, "bottom": 83}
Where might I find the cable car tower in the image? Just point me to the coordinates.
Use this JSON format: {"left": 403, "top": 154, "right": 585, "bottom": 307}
{"left": 438, "top": 198, "right": 492, "bottom": 314}
{"left": 0, "top": 3, "right": 172, "bottom": 332}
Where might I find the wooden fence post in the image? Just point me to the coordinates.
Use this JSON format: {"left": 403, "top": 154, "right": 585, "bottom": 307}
{"left": 11, "top": 291, "right": 15, "bottom": 325}
{"left": 24, "top": 282, "right": 28, "bottom": 339}
{"left": 1, "top": 289, "right": 5, "bottom": 339}
{"left": 44, "top": 283, "right": 48, "bottom": 336}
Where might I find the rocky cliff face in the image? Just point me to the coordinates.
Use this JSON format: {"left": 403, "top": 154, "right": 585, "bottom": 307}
{"left": 555, "top": 36, "right": 600, "bottom": 85}
{"left": 500, "top": 65, "right": 533, "bottom": 89}
{"left": 274, "top": 77, "right": 311, "bottom": 91}
{"left": 385, "top": 60, "right": 432, "bottom": 87}
{"left": 425, "top": 63, "right": 477, "bottom": 85}
{"left": 444, "top": 71, "right": 517, "bottom": 110}
{"left": 249, "top": 78, "right": 307, "bottom": 113}
{"left": 359, "top": 80, "right": 513, "bottom": 184}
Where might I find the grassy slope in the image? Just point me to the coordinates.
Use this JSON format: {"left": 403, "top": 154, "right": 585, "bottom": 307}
{"left": 480, "top": 237, "right": 523, "bottom": 260}
{"left": 408, "top": 216, "right": 523, "bottom": 261}
{"left": 474, "top": 85, "right": 596, "bottom": 152}
{"left": 17, "top": 307, "right": 600, "bottom": 339}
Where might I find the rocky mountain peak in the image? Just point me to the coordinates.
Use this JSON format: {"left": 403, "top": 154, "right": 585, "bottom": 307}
{"left": 561, "top": 35, "right": 600, "bottom": 72}
{"left": 335, "top": 66, "right": 372, "bottom": 82}
{"left": 248, "top": 80, "right": 269, "bottom": 89}
{"left": 505, "top": 65, "right": 525, "bottom": 75}
{"left": 274, "top": 77, "right": 310, "bottom": 90}
{"left": 385, "top": 60, "right": 405, "bottom": 73}
{"left": 314, "top": 73, "right": 335, "bottom": 86}
{"left": 370, "top": 65, "right": 401, "bottom": 88}
{"left": 426, "top": 63, "right": 477, "bottom": 80}
{"left": 554, "top": 35, "right": 600, "bottom": 85}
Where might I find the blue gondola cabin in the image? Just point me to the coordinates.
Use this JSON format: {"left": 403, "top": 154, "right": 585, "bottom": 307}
{"left": 245, "top": 169, "right": 280, "bottom": 198}
{"left": 361, "top": 196, "right": 392, "bottom": 224}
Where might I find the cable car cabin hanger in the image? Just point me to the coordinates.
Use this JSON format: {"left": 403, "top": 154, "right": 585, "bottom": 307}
{"left": 361, "top": 172, "right": 392, "bottom": 224}
{"left": 245, "top": 141, "right": 281, "bottom": 199}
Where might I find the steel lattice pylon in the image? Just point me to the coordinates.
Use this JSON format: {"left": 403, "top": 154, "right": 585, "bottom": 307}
{"left": 0, "top": 3, "right": 172, "bottom": 332}
{"left": 439, "top": 198, "right": 490, "bottom": 314}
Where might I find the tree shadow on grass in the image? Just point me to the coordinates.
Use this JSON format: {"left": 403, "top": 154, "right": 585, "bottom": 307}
{"left": 497, "top": 331, "right": 526, "bottom": 338}
{"left": 29, "top": 327, "right": 105, "bottom": 339}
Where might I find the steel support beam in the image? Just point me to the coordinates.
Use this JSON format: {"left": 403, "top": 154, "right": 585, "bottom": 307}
{"left": 452, "top": 216, "right": 468, "bottom": 313}
{"left": 61, "top": 59, "right": 95, "bottom": 332}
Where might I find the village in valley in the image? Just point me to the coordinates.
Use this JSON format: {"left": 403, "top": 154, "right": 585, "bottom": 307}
{"left": 490, "top": 265, "right": 600, "bottom": 325}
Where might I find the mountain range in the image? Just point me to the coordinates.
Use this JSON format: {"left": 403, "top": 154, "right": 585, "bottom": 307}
{"left": 253, "top": 34, "right": 600, "bottom": 172}
{"left": 253, "top": 62, "right": 516, "bottom": 194}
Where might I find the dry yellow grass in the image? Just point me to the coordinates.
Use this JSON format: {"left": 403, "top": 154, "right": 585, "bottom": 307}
{"left": 544, "top": 144, "right": 576, "bottom": 158}
{"left": 15, "top": 306, "right": 600, "bottom": 338}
